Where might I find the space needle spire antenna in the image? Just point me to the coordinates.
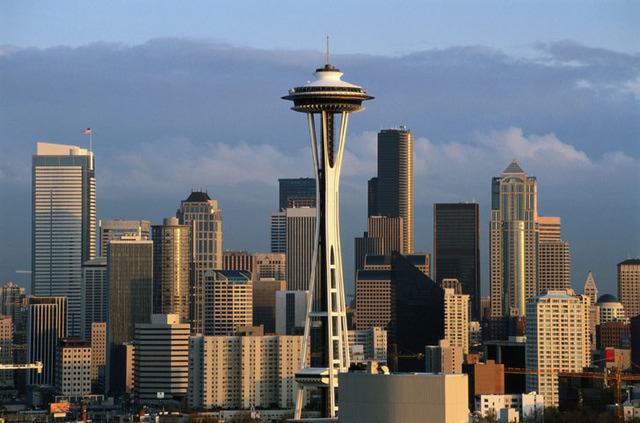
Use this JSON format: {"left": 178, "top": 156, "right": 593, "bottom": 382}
{"left": 283, "top": 46, "right": 373, "bottom": 419}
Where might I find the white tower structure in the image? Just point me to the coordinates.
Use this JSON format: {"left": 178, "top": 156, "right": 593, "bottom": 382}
{"left": 283, "top": 43, "right": 373, "bottom": 419}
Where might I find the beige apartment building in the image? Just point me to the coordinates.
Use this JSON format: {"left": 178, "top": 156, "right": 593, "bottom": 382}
{"left": 188, "top": 334, "right": 304, "bottom": 409}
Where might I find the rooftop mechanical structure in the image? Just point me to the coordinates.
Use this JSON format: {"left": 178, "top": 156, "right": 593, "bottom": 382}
{"left": 283, "top": 46, "right": 373, "bottom": 419}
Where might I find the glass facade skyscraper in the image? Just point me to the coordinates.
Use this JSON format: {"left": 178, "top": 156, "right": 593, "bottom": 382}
{"left": 434, "top": 203, "right": 480, "bottom": 320}
{"left": 32, "top": 142, "right": 96, "bottom": 337}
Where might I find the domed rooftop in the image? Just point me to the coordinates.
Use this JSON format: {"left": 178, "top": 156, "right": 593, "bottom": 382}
{"left": 597, "top": 294, "right": 619, "bottom": 304}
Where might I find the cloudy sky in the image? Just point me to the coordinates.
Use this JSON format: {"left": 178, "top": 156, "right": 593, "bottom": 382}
{"left": 1, "top": 1, "right": 638, "bottom": 298}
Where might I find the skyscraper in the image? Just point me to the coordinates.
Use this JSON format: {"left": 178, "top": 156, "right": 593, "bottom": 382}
{"left": 152, "top": 217, "right": 190, "bottom": 323}
{"left": 176, "top": 191, "right": 223, "bottom": 334}
{"left": 618, "top": 259, "right": 640, "bottom": 319}
{"left": 525, "top": 290, "right": 590, "bottom": 407}
{"left": 490, "top": 160, "right": 538, "bottom": 317}
{"left": 32, "top": 142, "right": 95, "bottom": 337}
{"left": 99, "top": 219, "right": 150, "bottom": 256}
{"left": 371, "top": 127, "right": 414, "bottom": 254}
{"left": 270, "top": 211, "right": 287, "bottom": 254}
{"left": 81, "top": 257, "right": 107, "bottom": 341}
{"left": 27, "top": 296, "right": 67, "bottom": 386}
{"left": 434, "top": 203, "right": 480, "bottom": 319}
{"left": 252, "top": 253, "right": 286, "bottom": 334}
{"left": 106, "top": 235, "right": 153, "bottom": 394}
{"left": 279, "top": 178, "right": 316, "bottom": 211}
{"left": 537, "top": 216, "right": 570, "bottom": 293}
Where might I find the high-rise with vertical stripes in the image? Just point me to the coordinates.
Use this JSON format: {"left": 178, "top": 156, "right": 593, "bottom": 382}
{"left": 32, "top": 142, "right": 95, "bottom": 337}
{"left": 371, "top": 128, "right": 414, "bottom": 254}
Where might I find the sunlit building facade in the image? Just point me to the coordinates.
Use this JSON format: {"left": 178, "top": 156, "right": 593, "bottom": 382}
{"left": 32, "top": 142, "right": 95, "bottom": 337}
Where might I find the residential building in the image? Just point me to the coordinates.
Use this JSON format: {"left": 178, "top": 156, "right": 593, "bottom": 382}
{"left": 0, "top": 315, "right": 13, "bottom": 387}
{"left": 188, "top": 334, "right": 304, "bottom": 409}
{"left": 525, "top": 290, "right": 590, "bottom": 406}
{"left": 618, "top": 259, "right": 640, "bottom": 319}
{"left": 371, "top": 127, "right": 414, "bottom": 254}
{"left": 434, "top": 202, "right": 481, "bottom": 319}
{"left": 133, "top": 314, "right": 190, "bottom": 404}
{"left": 425, "top": 339, "right": 463, "bottom": 373}
{"left": 152, "top": 217, "right": 190, "bottom": 322}
{"left": 475, "top": 392, "right": 544, "bottom": 422}
{"left": 32, "top": 142, "right": 95, "bottom": 337}
{"left": 538, "top": 216, "right": 571, "bottom": 293}
{"left": 90, "top": 322, "right": 106, "bottom": 383}
{"left": 444, "top": 288, "right": 470, "bottom": 354}
{"left": 348, "top": 327, "right": 387, "bottom": 363}
{"left": 176, "top": 191, "right": 223, "bottom": 334}
{"left": 203, "top": 270, "right": 252, "bottom": 336}
{"left": 490, "top": 159, "right": 538, "bottom": 317}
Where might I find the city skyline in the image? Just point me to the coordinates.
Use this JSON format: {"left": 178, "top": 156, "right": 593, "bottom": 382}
{"left": 1, "top": 4, "right": 638, "bottom": 299}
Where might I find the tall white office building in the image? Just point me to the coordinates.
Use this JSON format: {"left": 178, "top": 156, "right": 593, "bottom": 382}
{"left": 526, "top": 290, "right": 590, "bottom": 407}
{"left": 32, "top": 142, "right": 96, "bottom": 337}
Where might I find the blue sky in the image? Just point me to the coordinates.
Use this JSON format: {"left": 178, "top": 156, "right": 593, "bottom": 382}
{"left": 1, "top": 1, "right": 638, "bottom": 298}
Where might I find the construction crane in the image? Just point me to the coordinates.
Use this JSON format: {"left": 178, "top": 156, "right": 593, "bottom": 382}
{"left": 0, "top": 361, "right": 43, "bottom": 373}
{"left": 504, "top": 358, "right": 640, "bottom": 423}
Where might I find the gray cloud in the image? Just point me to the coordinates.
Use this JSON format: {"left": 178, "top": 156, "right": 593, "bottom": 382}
{"left": 1, "top": 39, "right": 638, "bottom": 295}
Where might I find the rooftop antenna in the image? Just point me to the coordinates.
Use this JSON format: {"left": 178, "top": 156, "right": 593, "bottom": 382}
{"left": 326, "top": 35, "right": 330, "bottom": 66}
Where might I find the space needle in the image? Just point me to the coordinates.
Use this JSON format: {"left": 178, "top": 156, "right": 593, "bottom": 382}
{"left": 283, "top": 41, "right": 373, "bottom": 419}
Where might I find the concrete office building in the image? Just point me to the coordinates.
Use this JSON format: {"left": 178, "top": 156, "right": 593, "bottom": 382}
{"left": 338, "top": 371, "right": 469, "bottom": 423}
{"left": 490, "top": 160, "right": 538, "bottom": 317}
{"left": 370, "top": 127, "right": 414, "bottom": 254}
{"left": 188, "top": 334, "right": 304, "bottom": 409}
{"left": 223, "top": 250, "right": 253, "bottom": 272}
{"left": 434, "top": 202, "right": 480, "bottom": 319}
{"left": 27, "top": 296, "right": 67, "bottom": 386}
{"left": 618, "top": 259, "right": 640, "bottom": 319}
{"left": 56, "top": 338, "right": 91, "bottom": 397}
{"left": 275, "top": 290, "right": 308, "bottom": 335}
{"left": 99, "top": 219, "right": 150, "bottom": 256}
{"left": 538, "top": 216, "right": 571, "bottom": 293}
{"left": 444, "top": 288, "right": 470, "bottom": 354}
{"left": 81, "top": 257, "right": 107, "bottom": 341}
{"left": 106, "top": 235, "right": 153, "bottom": 395}
{"left": 525, "top": 290, "right": 590, "bottom": 406}
{"left": 270, "top": 212, "right": 287, "bottom": 254}
{"left": 152, "top": 218, "right": 190, "bottom": 323}
{"left": 203, "top": 270, "right": 252, "bottom": 336}
{"left": 176, "top": 191, "right": 223, "bottom": 335}
{"left": 32, "top": 142, "right": 95, "bottom": 337}
{"left": 133, "top": 314, "right": 190, "bottom": 404}
{"left": 284, "top": 207, "right": 316, "bottom": 291}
